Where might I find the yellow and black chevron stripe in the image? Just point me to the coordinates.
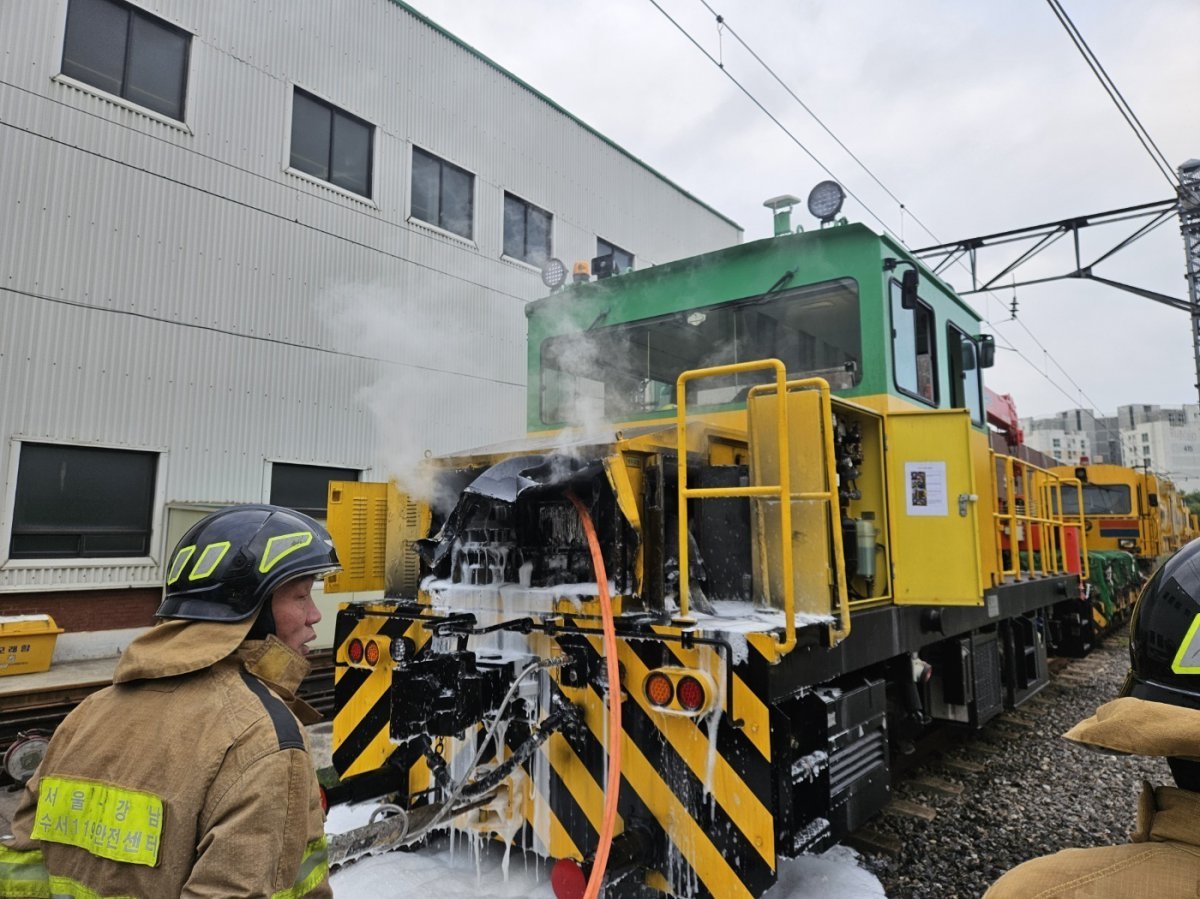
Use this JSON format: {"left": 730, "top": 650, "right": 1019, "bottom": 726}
{"left": 535, "top": 623, "right": 778, "bottom": 899}
{"left": 331, "top": 603, "right": 789, "bottom": 898}
{"left": 332, "top": 603, "right": 430, "bottom": 783}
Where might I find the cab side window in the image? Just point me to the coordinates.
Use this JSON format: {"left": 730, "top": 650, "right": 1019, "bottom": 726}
{"left": 890, "top": 280, "right": 936, "bottom": 404}
{"left": 947, "top": 323, "right": 984, "bottom": 425}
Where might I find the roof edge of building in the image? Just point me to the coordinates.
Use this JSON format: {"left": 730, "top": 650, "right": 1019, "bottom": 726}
{"left": 390, "top": 0, "right": 743, "bottom": 236}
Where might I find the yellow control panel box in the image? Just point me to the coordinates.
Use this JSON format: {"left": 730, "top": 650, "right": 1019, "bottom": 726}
{"left": 0, "top": 615, "right": 63, "bottom": 676}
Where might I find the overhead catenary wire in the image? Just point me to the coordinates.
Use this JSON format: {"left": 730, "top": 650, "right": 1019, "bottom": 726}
{"left": 694, "top": 0, "right": 944, "bottom": 248}
{"left": 994, "top": 314, "right": 1106, "bottom": 412}
{"left": 991, "top": 335, "right": 1095, "bottom": 410}
{"left": 1044, "top": 0, "right": 1179, "bottom": 190}
{"left": 695, "top": 1, "right": 1093, "bottom": 411}
{"left": 655, "top": 0, "right": 1121, "bottom": 416}
{"left": 644, "top": 0, "right": 896, "bottom": 237}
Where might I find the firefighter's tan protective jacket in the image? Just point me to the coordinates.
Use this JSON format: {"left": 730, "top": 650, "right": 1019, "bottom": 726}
{"left": 0, "top": 618, "right": 331, "bottom": 899}
{"left": 984, "top": 696, "right": 1200, "bottom": 899}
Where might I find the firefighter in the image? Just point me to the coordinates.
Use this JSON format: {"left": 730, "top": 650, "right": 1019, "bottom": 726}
{"left": 985, "top": 539, "right": 1200, "bottom": 898}
{"left": 0, "top": 504, "right": 339, "bottom": 898}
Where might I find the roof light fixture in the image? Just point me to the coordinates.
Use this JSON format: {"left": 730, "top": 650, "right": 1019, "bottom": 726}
{"left": 807, "top": 180, "right": 845, "bottom": 223}
{"left": 541, "top": 257, "right": 567, "bottom": 289}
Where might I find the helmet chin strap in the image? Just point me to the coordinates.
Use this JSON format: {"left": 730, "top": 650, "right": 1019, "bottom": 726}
{"left": 246, "top": 600, "right": 276, "bottom": 640}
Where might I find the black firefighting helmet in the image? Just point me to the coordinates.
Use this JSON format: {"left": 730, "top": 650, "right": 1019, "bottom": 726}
{"left": 1122, "top": 539, "right": 1200, "bottom": 711}
{"left": 156, "top": 504, "right": 340, "bottom": 623}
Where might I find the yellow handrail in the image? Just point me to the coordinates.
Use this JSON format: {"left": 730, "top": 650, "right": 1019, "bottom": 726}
{"left": 676, "top": 362, "right": 849, "bottom": 654}
{"left": 992, "top": 454, "right": 1087, "bottom": 582}
{"left": 749, "top": 378, "right": 849, "bottom": 645}
{"left": 677, "top": 360, "right": 793, "bottom": 650}
{"left": 1062, "top": 478, "right": 1090, "bottom": 582}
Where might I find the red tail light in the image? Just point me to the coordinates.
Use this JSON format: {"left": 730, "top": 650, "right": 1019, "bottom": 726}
{"left": 347, "top": 638, "right": 364, "bottom": 664}
{"left": 677, "top": 675, "right": 706, "bottom": 711}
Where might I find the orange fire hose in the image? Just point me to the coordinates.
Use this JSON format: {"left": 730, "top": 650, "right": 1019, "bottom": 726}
{"left": 566, "top": 491, "right": 622, "bottom": 899}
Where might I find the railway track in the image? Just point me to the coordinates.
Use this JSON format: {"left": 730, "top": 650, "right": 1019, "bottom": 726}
{"left": 0, "top": 650, "right": 335, "bottom": 785}
{"left": 847, "top": 640, "right": 1128, "bottom": 860}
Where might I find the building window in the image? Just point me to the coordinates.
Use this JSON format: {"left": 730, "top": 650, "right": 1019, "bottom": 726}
{"left": 411, "top": 147, "right": 473, "bottom": 238}
{"left": 1142, "top": 433, "right": 1150, "bottom": 443}
{"left": 10, "top": 443, "right": 158, "bottom": 559}
{"left": 596, "top": 238, "right": 634, "bottom": 274}
{"left": 1052, "top": 439, "right": 1061, "bottom": 448}
{"left": 61, "top": 0, "right": 190, "bottom": 120}
{"left": 270, "top": 463, "right": 360, "bottom": 520}
{"left": 503, "top": 193, "right": 552, "bottom": 266}
{"left": 290, "top": 89, "right": 373, "bottom": 197}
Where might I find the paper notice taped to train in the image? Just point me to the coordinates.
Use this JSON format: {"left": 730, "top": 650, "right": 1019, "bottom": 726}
{"left": 905, "top": 461, "right": 947, "bottom": 516}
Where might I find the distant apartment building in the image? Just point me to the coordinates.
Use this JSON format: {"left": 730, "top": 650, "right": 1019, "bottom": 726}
{"left": 1117, "top": 404, "right": 1200, "bottom": 492}
{"left": 1022, "top": 405, "right": 1200, "bottom": 492}
{"left": 1025, "top": 424, "right": 1090, "bottom": 464}
{"left": 1021, "top": 408, "right": 1113, "bottom": 464}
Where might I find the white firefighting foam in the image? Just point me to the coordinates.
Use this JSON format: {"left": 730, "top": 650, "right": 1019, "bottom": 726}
{"left": 325, "top": 807, "right": 887, "bottom": 898}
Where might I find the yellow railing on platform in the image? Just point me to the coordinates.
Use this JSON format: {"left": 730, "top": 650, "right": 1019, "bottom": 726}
{"left": 992, "top": 452, "right": 1088, "bottom": 583}
{"left": 675, "top": 361, "right": 849, "bottom": 652}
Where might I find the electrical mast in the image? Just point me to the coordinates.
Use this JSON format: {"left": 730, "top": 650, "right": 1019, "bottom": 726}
{"left": 1179, "top": 160, "right": 1200, "bottom": 402}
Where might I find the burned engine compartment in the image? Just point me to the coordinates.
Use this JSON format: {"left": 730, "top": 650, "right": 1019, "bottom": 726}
{"left": 414, "top": 453, "right": 639, "bottom": 595}
{"left": 407, "top": 413, "right": 873, "bottom": 614}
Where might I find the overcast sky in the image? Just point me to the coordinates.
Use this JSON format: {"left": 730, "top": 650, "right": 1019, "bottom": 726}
{"left": 404, "top": 0, "right": 1198, "bottom": 420}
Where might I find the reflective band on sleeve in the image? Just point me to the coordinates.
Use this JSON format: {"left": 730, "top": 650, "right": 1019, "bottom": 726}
{"left": 1172, "top": 613, "right": 1200, "bottom": 674}
{"left": 259, "top": 533, "right": 313, "bottom": 575}
{"left": 270, "top": 837, "right": 328, "bottom": 899}
{"left": 0, "top": 844, "right": 50, "bottom": 898}
{"left": 31, "top": 776, "right": 163, "bottom": 867}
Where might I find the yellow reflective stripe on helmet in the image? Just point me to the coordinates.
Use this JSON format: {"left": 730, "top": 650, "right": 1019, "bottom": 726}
{"left": 166, "top": 546, "right": 195, "bottom": 586}
{"left": 270, "top": 837, "right": 328, "bottom": 899}
{"left": 47, "top": 873, "right": 135, "bottom": 899}
{"left": 31, "top": 776, "right": 163, "bottom": 867}
{"left": 188, "top": 541, "right": 231, "bottom": 581}
{"left": 1172, "top": 613, "right": 1200, "bottom": 674}
{"left": 259, "top": 532, "right": 313, "bottom": 575}
{"left": 0, "top": 844, "right": 50, "bottom": 898}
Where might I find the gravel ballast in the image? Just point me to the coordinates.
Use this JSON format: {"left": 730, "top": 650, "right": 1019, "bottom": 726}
{"left": 859, "top": 636, "right": 1168, "bottom": 898}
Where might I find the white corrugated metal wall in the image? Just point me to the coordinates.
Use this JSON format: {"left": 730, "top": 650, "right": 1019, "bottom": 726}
{"left": 0, "top": 0, "right": 742, "bottom": 595}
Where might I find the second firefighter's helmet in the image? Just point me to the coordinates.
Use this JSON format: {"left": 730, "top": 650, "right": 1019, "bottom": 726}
{"left": 156, "top": 504, "right": 339, "bottom": 623}
{"left": 1123, "top": 538, "right": 1200, "bottom": 711}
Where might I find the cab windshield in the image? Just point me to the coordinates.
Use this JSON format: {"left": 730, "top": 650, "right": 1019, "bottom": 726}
{"left": 540, "top": 278, "right": 860, "bottom": 425}
{"left": 1058, "top": 483, "right": 1133, "bottom": 515}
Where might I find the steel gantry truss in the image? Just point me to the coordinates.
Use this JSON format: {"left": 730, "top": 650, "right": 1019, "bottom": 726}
{"left": 1180, "top": 160, "right": 1200, "bottom": 400}
{"left": 913, "top": 161, "right": 1200, "bottom": 400}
